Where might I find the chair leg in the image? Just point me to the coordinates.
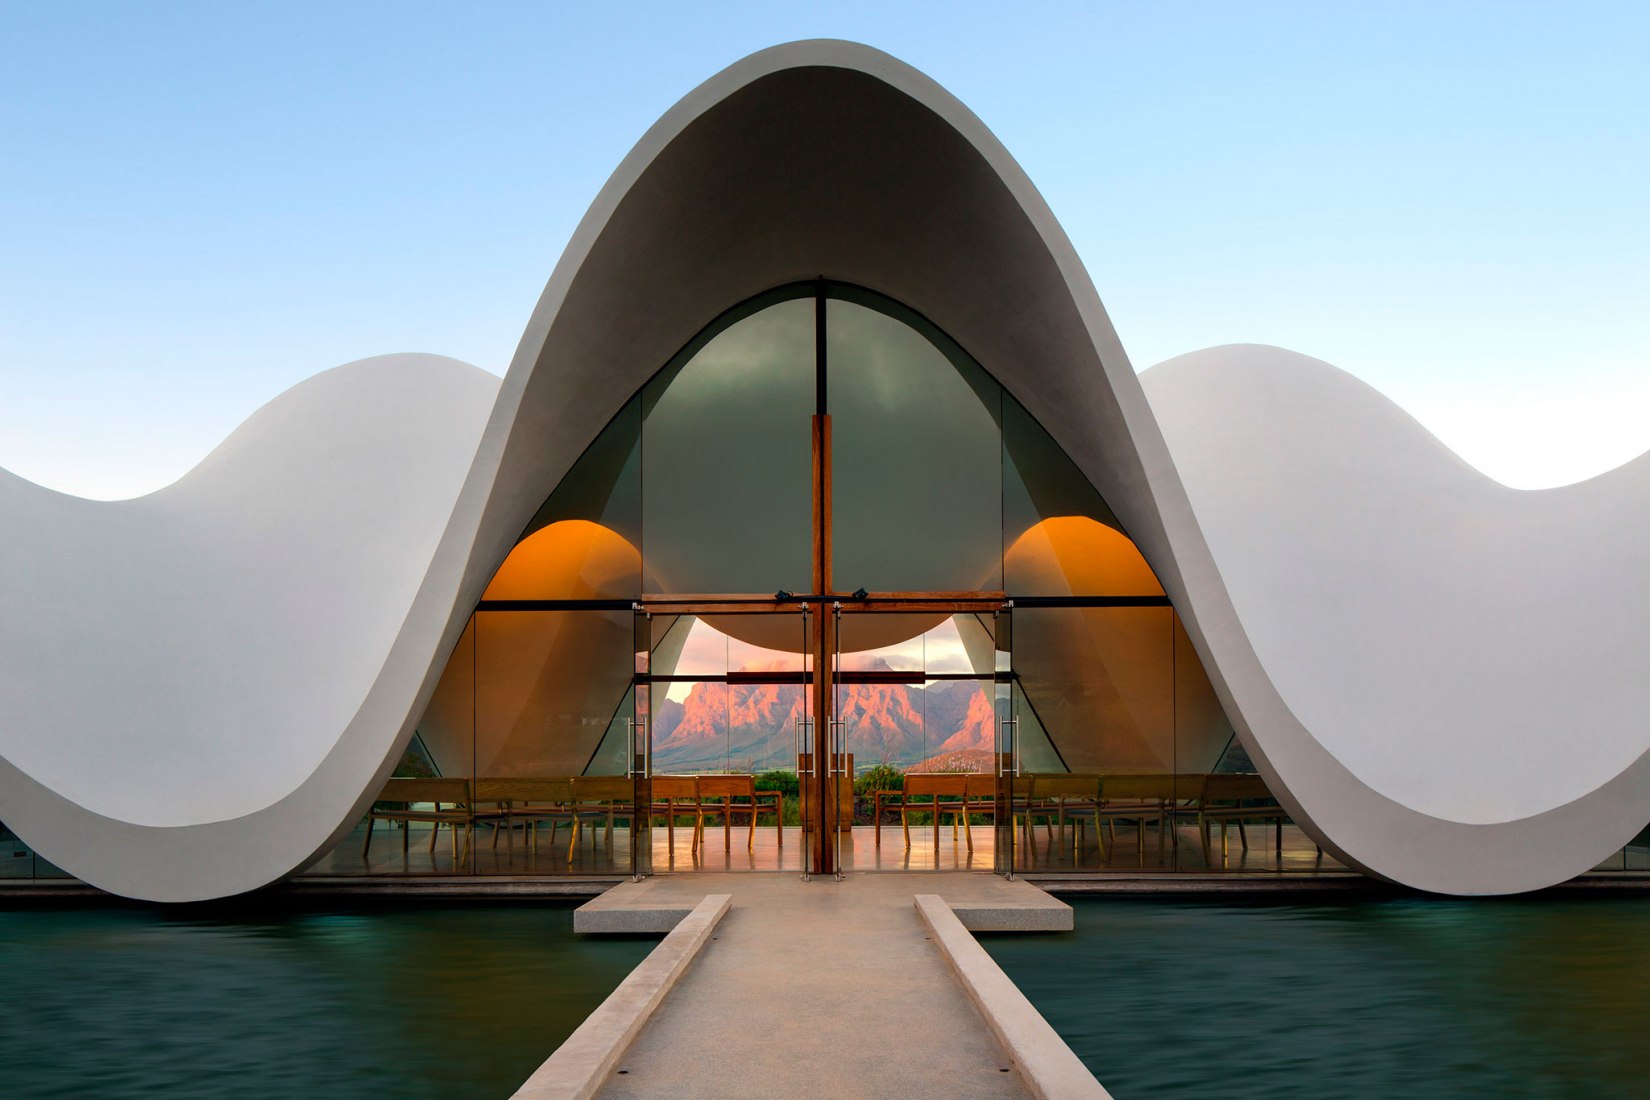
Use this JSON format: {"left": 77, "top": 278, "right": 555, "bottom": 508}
{"left": 1238, "top": 820, "right": 1249, "bottom": 851}
{"left": 362, "top": 816, "right": 375, "bottom": 859}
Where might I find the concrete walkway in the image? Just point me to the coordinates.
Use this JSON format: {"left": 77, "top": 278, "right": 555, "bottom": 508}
{"left": 580, "top": 874, "right": 1076, "bottom": 1100}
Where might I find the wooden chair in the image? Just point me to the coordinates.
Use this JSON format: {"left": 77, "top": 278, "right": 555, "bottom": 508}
{"left": 648, "top": 775, "right": 702, "bottom": 855}
{"left": 362, "top": 777, "right": 473, "bottom": 867}
{"left": 695, "top": 774, "right": 759, "bottom": 852}
{"left": 1192, "top": 773, "right": 1287, "bottom": 863}
{"left": 893, "top": 774, "right": 969, "bottom": 850}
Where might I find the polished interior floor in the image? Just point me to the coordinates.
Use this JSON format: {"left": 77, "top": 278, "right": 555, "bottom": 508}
{"left": 7, "top": 820, "right": 1648, "bottom": 883}
{"left": 300, "top": 817, "right": 1369, "bottom": 877}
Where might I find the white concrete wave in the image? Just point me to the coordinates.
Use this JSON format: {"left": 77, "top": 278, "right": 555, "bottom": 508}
{"left": 3, "top": 41, "right": 1646, "bottom": 899}
{"left": 0, "top": 355, "right": 497, "bottom": 827}
{"left": 1142, "top": 345, "right": 1650, "bottom": 826}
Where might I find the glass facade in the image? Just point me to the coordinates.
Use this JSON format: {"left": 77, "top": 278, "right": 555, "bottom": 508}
{"left": 5, "top": 275, "right": 1638, "bottom": 886}
{"left": 301, "top": 280, "right": 1614, "bottom": 882}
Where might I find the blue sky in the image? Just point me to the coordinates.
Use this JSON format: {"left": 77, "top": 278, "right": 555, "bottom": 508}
{"left": 2, "top": 2, "right": 1645, "bottom": 497}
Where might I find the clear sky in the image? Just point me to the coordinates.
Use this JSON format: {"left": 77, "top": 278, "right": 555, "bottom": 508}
{"left": 2, "top": 1, "right": 1645, "bottom": 498}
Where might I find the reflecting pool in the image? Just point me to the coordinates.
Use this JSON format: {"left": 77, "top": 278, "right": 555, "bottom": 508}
{"left": 984, "top": 896, "right": 1650, "bottom": 1098}
{"left": 0, "top": 903, "right": 651, "bottom": 1099}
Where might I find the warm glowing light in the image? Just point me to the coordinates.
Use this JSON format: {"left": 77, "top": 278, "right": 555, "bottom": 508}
{"left": 481, "top": 520, "right": 640, "bottom": 601}
{"left": 1005, "top": 515, "right": 1165, "bottom": 596}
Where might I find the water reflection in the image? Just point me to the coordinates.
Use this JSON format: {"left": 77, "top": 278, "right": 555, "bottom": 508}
{"left": 0, "top": 904, "right": 650, "bottom": 1099}
{"left": 985, "top": 896, "right": 1650, "bottom": 1098}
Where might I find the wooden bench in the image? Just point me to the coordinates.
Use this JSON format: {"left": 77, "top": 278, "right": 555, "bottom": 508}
{"left": 1023, "top": 774, "right": 1103, "bottom": 855}
{"left": 363, "top": 777, "right": 472, "bottom": 867}
{"left": 881, "top": 774, "right": 970, "bottom": 850}
{"left": 572, "top": 775, "right": 631, "bottom": 856}
{"left": 1190, "top": 773, "right": 1288, "bottom": 863}
{"left": 472, "top": 777, "right": 595, "bottom": 863}
{"left": 1095, "top": 773, "right": 1193, "bottom": 860}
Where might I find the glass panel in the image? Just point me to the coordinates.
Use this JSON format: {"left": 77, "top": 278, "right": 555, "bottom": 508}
{"left": 1011, "top": 606, "right": 1175, "bottom": 873}
{"left": 473, "top": 609, "right": 634, "bottom": 875}
{"left": 642, "top": 293, "right": 814, "bottom": 595}
{"left": 829, "top": 290, "right": 1002, "bottom": 593}
{"left": 833, "top": 614, "right": 999, "bottom": 773}
{"left": 642, "top": 611, "right": 807, "bottom": 873}
{"left": 994, "top": 606, "right": 1018, "bottom": 875}
{"left": 502, "top": 396, "right": 642, "bottom": 600}
{"left": 834, "top": 610, "right": 997, "bottom": 872}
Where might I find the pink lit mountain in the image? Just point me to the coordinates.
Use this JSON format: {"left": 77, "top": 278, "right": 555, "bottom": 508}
{"left": 649, "top": 657, "right": 994, "bottom": 773}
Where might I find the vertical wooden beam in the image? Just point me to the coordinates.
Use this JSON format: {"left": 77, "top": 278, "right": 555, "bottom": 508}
{"left": 812, "top": 414, "right": 832, "bottom": 595}
{"left": 810, "top": 413, "right": 837, "bottom": 875}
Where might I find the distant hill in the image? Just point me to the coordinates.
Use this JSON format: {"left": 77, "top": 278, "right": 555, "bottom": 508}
{"left": 908, "top": 748, "right": 996, "bottom": 774}
{"left": 649, "top": 657, "right": 997, "bottom": 774}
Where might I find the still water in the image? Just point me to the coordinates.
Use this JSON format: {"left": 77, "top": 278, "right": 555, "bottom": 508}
{"left": 0, "top": 903, "right": 651, "bottom": 1099}
{"left": 984, "top": 896, "right": 1650, "bottom": 1099}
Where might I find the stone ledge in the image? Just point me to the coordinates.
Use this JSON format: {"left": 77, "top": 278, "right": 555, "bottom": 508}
{"left": 917, "top": 893, "right": 1111, "bottom": 1100}
{"left": 513, "top": 893, "right": 731, "bottom": 1100}
{"left": 949, "top": 900, "right": 1073, "bottom": 932}
{"left": 573, "top": 904, "right": 697, "bottom": 935}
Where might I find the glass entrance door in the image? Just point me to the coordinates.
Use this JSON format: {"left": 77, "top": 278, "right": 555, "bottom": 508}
{"left": 830, "top": 599, "right": 1006, "bottom": 873}
{"left": 993, "top": 603, "right": 1020, "bottom": 877}
{"left": 630, "top": 597, "right": 1009, "bottom": 875}
{"left": 634, "top": 604, "right": 811, "bottom": 873}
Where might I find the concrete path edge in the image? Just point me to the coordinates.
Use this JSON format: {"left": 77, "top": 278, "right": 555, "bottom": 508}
{"left": 512, "top": 893, "right": 732, "bottom": 1100}
{"left": 915, "top": 894, "right": 1112, "bottom": 1100}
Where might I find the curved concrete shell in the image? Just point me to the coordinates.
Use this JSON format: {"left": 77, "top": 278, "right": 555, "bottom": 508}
{"left": 2, "top": 40, "right": 1646, "bottom": 900}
